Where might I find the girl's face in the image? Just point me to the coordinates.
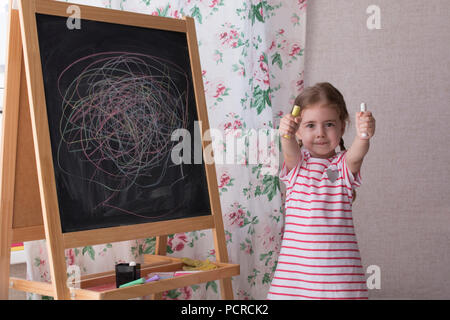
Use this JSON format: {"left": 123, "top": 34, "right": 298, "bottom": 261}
{"left": 295, "top": 103, "right": 346, "bottom": 159}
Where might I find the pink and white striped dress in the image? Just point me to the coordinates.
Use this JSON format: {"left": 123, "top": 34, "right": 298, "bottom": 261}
{"left": 267, "top": 147, "right": 368, "bottom": 300}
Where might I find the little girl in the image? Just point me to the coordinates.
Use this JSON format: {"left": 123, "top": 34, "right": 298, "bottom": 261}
{"left": 268, "top": 82, "right": 376, "bottom": 300}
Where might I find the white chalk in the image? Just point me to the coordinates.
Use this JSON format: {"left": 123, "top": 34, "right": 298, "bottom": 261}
{"left": 360, "top": 103, "right": 368, "bottom": 138}
{"left": 129, "top": 261, "right": 136, "bottom": 266}
{"left": 360, "top": 103, "right": 367, "bottom": 112}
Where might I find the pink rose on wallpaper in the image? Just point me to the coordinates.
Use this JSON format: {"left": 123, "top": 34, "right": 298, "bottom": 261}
{"left": 291, "top": 15, "right": 300, "bottom": 25}
{"left": 233, "top": 120, "right": 242, "bottom": 130}
{"left": 237, "top": 289, "right": 251, "bottom": 300}
{"left": 258, "top": 225, "right": 276, "bottom": 250}
{"left": 219, "top": 28, "right": 239, "bottom": 48}
{"left": 218, "top": 173, "right": 231, "bottom": 188}
{"left": 227, "top": 206, "right": 245, "bottom": 227}
{"left": 172, "top": 10, "right": 181, "bottom": 18}
{"left": 237, "top": 66, "right": 245, "bottom": 76}
{"left": 289, "top": 43, "right": 302, "bottom": 56}
{"left": 298, "top": 0, "right": 307, "bottom": 10}
{"left": 224, "top": 122, "right": 232, "bottom": 130}
{"left": 243, "top": 242, "right": 252, "bottom": 255}
{"left": 213, "top": 83, "right": 226, "bottom": 98}
{"left": 168, "top": 233, "right": 188, "bottom": 252}
{"left": 290, "top": 78, "right": 304, "bottom": 93}
{"left": 269, "top": 40, "right": 276, "bottom": 50}
{"left": 209, "top": 0, "right": 219, "bottom": 8}
{"left": 66, "top": 249, "right": 75, "bottom": 266}
{"left": 254, "top": 59, "right": 270, "bottom": 90}
{"left": 163, "top": 286, "right": 192, "bottom": 300}
{"left": 279, "top": 39, "right": 302, "bottom": 59}
{"left": 208, "top": 249, "right": 216, "bottom": 258}
{"left": 180, "top": 286, "right": 193, "bottom": 300}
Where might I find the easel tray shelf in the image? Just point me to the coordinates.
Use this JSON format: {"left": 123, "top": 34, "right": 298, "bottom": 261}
{"left": 74, "top": 255, "right": 239, "bottom": 300}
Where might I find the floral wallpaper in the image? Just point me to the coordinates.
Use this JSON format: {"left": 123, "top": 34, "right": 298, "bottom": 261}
{"left": 25, "top": 0, "right": 307, "bottom": 300}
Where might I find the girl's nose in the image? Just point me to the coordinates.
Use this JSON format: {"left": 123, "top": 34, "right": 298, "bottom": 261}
{"left": 316, "top": 126, "right": 325, "bottom": 137}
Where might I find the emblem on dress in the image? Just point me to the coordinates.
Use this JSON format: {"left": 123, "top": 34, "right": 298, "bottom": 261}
{"left": 326, "top": 167, "right": 339, "bottom": 183}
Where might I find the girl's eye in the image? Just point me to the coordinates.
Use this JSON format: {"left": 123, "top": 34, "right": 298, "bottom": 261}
{"left": 306, "top": 124, "right": 314, "bottom": 128}
{"left": 326, "top": 122, "right": 335, "bottom": 127}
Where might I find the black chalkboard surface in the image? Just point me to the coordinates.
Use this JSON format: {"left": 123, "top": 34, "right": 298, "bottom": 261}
{"left": 35, "top": 13, "right": 211, "bottom": 233}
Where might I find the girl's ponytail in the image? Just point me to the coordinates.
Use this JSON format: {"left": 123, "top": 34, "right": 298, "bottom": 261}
{"left": 339, "top": 138, "right": 346, "bottom": 152}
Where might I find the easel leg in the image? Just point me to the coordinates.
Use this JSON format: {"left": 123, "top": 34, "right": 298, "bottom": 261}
{"left": 212, "top": 228, "right": 234, "bottom": 299}
{"left": 0, "top": 5, "right": 23, "bottom": 300}
{"left": 149, "top": 235, "right": 167, "bottom": 300}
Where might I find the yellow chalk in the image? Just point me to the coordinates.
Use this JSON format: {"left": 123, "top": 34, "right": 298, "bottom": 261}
{"left": 283, "top": 105, "right": 301, "bottom": 139}
{"left": 181, "top": 258, "right": 218, "bottom": 271}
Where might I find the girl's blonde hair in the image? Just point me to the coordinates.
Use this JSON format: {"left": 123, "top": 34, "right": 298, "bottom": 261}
{"left": 293, "top": 82, "right": 357, "bottom": 203}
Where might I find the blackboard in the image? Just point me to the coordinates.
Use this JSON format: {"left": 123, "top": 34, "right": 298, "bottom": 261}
{"left": 35, "top": 13, "right": 211, "bottom": 233}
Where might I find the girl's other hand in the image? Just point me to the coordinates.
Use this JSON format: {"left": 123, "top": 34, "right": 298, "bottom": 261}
{"left": 356, "top": 111, "right": 376, "bottom": 140}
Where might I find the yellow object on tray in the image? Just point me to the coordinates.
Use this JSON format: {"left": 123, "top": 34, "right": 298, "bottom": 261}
{"left": 181, "top": 257, "right": 218, "bottom": 271}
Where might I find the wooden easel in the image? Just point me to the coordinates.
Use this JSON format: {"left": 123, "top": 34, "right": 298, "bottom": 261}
{"left": 0, "top": 0, "right": 238, "bottom": 300}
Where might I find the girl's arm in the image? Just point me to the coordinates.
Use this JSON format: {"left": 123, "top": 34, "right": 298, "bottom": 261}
{"left": 346, "top": 138, "right": 370, "bottom": 176}
{"left": 281, "top": 135, "right": 302, "bottom": 172}
{"left": 345, "top": 111, "right": 375, "bottom": 176}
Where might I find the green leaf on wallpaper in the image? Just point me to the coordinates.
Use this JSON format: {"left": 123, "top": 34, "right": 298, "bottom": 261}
{"left": 82, "top": 246, "right": 95, "bottom": 261}
{"left": 255, "top": 185, "right": 262, "bottom": 197}
{"left": 191, "top": 284, "right": 200, "bottom": 291}
{"left": 166, "top": 289, "right": 181, "bottom": 299}
{"left": 140, "top": 238, "right": 155, "bottom": 255}
{"left": 206, "top": 281, "right": 218, "bottom": 293}
{"left": 34, "top": 258, "right": 41, "bottom": 267}
{"left": 260, "top": 251, "right": 273, "bottom": 266}
{"left": 264, "top": 88, "right": 271, "bottom": 106}
{"left": 271, "top": 52, "right": 283, "bottom": 69}
{"left": 251, "top": 86, "right": 266, "bottom": 114}
{"left": 262, "top": 273, "right": 272, "bottom": 285}
{"left": 157, "top": 3, "right": 170, "bottom": 17}
{"left": 249, "top": 3, "right": 264, "bottom": 24}
{"left": 224, "top": 231, "right": 233, "bottom": 246}
{"left": 262, "top": 175, "right": 280, "bottom": 201}
{"left": 190, "top": 6, "right": 203, "bottom": 24}
{"left": 252, "top": 164, "right": 262, "bottom": 175}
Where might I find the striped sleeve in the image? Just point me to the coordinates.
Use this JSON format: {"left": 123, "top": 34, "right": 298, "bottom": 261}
{"left": 279, "top": 150, "right": 306, "bottom": 189}
{"left": 338, "top": 151, "right": 362, "bottom": 190}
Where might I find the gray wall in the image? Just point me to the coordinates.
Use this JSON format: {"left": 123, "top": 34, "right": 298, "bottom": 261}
{"left": 304, "top": 0, "right": 450, "bottom": 299}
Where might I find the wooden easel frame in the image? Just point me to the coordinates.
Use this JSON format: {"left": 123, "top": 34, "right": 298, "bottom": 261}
{"left": 0, "top": 0, "right": 238, "bottom": 300}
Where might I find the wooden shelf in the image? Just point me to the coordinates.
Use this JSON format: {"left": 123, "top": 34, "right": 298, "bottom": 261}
{"left": 71, "top": 255, "right": 239, "bottom": 300}
{"left": 9, "top": 255, "right": 240, "bottom": 300}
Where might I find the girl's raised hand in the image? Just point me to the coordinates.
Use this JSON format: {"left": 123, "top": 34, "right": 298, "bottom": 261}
{"left": 356, "top": 111, "right": 376, "bottom": 140}
{"left": 280, "top": 113, "right": 301, "bottom": 139}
